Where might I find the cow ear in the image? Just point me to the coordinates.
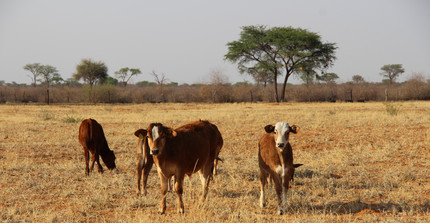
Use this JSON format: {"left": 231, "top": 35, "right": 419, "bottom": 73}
{"left": 290, "top": 125, "right": 299, "bottom": 134}
{"left": 134, "top": 129, "right": 147, "bottom": 138}
{"left": 264, "top": 125, "right": 275, "bottom": 133}
{"left": 168, "top": 128, "right": 177, "bottom": 137}
{"left": 164, "top": 127, "right": 177, "bottom": 137}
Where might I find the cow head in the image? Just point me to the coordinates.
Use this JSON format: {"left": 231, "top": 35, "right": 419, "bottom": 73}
{"left": 147, "top": 123, "right": 177, "bottom": 156}
{"left": 264, "top": 122, "right": 299, "bottom": 152}
{"left": 101, "top": 148, "right": 116, "bottom": 170}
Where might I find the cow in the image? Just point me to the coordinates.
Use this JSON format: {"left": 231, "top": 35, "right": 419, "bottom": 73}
{"left": 258, "top": 122, "right": 299, "bottom": 215}
{"left": 134, "top": 129, "right": 154, "bottom": 196}
{"left": 79, "top": 119, "right": 116, "bottom": 175}
{"left": 146, "top": 120, "right": 223, "bottom": 214}
{"left": 134, "top": 129, "right": 177, "bottom": 196}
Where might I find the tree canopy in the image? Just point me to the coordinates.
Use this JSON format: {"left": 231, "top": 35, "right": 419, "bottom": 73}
{"left": 114, "top": 67, "right": 141, "bottom": 87}
{"left": 225, "top": 25, "right": 337, "bottom": 102}
{"left": 352, "top": 75, "right": 365, "bottom": 84}
{"left": 380, "top": 64, "right": 405, "bottom": 85}
{"left": 23, "top": 63, "right": 42, "bottom": 87}
{"left": 39, "top": 65, "right": 61, "bottom": 87}
{"left": 73, "top": 59, "right": 108, "bottom": 87}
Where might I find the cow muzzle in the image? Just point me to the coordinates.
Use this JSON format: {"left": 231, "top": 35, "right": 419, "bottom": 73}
{"left": 276, "top": 143, "right": 285, "bottom": 148}
{"left": 151, "top": 149, "right": 160, "bottom": 155}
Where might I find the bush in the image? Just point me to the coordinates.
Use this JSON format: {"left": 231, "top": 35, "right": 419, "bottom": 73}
{"left": 384, "top": 103, "right": 401, "bottom": 116}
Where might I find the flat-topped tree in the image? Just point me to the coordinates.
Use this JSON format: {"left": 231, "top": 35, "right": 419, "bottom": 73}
{"left": 380, "top": 64, "right": 405, "bottom": 85}
{"left": 114, "top": 67, "right": 141, "bottom": 87}
{"left": 226, "top": 25, "right": 337, "bottom": 102}
{"left": 24, "top": 63, "right": 42, "bottom": 87}
{"left": 38, "top": 65, "right": 61, "bottom": 104}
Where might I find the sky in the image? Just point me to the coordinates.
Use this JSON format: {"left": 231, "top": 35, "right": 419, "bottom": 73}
{"left": 0, "top": 0, "right": 429, "bottom": 85}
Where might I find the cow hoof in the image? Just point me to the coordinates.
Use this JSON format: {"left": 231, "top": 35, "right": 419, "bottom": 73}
{"left": 178, "top": 209, "right": 184, "bottom": 214}
{"left": 157, "top": 211, "right": 165, "bottom": 215}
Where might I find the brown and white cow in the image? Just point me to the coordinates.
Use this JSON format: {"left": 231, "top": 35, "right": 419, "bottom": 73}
{"left": 258, "top": 122, "right": 299, "bottom": 215}
{"left": 79, "top": 119, "right": 116, "bottom": 175}
{"left": 134, "top": 129, "right": 177, "bottom": 196}
{"left": 147, "top": 120, "right": 223, "bottom": 214}
{"left": 134, "top": 129, "right": 154, "bottom": 196}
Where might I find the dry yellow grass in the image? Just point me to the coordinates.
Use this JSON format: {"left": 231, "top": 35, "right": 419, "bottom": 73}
{"left": 1, "top": 102, "right": 429, "bottom": 222}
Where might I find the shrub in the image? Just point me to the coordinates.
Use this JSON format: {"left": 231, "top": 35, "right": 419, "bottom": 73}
{"left": 384, "top": 102, "right": 401, "bottom": 116}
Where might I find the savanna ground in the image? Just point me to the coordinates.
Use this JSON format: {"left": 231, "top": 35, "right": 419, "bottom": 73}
{"left": 0, "top": 102, "right": 429, "bottom": 222}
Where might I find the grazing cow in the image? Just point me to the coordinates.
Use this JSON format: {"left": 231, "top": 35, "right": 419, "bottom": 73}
{"left": 258, "top": 122, "right": 299, "bottom": 215}
{"left": 147, "top": 120, "right": 223, "bottom": 214}
{"left": 79, "top": 119, "right": 116, "bottom": 175}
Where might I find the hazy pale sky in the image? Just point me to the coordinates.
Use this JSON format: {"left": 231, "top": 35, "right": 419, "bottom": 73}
{"left": 1, "top": 0, "right": 429, "bottom": 85}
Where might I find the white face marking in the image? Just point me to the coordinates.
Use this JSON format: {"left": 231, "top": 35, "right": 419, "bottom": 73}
{"left": 275, "top": 122, "right": 290, "bottom": 148}
{"left": 152, "top": 126, "right": 160, "bottom": 141}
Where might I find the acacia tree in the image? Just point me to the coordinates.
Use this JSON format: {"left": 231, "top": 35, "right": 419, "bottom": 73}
{"left": 226, "top": 25, "right": 337, "bottom": 102}
{"left": 225, "top": 25, "right": 282, "bottom": 101}
{"left": 73, "top": 59, "right": 108, "bottom": 87}
{"left": 38, "top": 65, "right": 61, "bottom": 104}
{"left": 352, "top": 75, "right": 365, "bottom": 84}
{"left": 23, "top": 63, "right": 42, "bottom": 87}
{"left": 380, "top": 64, "right": 405, "bottom": 85}
{"left": 73, "top": 59, "right": 108, "bottom": 102}
{"left": 114, "top": 67, "right": 142, "bottom": 87}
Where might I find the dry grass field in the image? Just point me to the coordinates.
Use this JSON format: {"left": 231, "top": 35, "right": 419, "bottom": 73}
{"left": 1, "top": 102, "right": 429, "bottom": 222}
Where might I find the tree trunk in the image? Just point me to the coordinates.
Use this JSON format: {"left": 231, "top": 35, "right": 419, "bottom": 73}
{"left": 47, "top": 88, "right": 50, "bottom": 105}
{"left": 280, "top": 72, "right": 291, "bottom": 102}
{"left": 273, "top": 73, "right": 279, "bottom": 102}
{"left": 385, "top": 88, "right": 388, "bottom": 102}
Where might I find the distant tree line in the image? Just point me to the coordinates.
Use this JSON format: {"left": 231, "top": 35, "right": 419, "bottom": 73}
{"left": 3, "top": 25, "right": 426, "bottom": 104}
{"left": 1, "top": 73, "right": 429, "bottom": 104}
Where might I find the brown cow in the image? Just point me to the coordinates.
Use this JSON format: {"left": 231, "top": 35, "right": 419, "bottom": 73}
{"left": 258, "top": 122, "right": 299, "bottom": 215}
{"left": 79, "top": 119, "right": 116, "bottom": 175}
{"left": 134, "top": 129, "right": 154, "bottom": 196}
{"left": 147, "top": 120, "right": 223, "bottom": 214}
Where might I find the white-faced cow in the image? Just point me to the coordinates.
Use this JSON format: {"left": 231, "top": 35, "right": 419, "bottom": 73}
{"left": 147, "top": 120, "right": 223, "bottom": 214}
{"left": 79, "top": 119, "right": 116, "bottom": 175}
{"left": 258, "top": 122, "right": 300, "bottom": 215}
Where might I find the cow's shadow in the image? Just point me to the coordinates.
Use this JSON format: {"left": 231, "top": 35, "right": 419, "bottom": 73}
{"left": 249, "top": 168, "right": 430, "bottom": 215}
{"left": 286, "top": 200, "right": 408, "bottom": 215}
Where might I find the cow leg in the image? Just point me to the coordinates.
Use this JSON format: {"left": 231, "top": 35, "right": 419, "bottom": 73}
{"left": 89, "top": 151, "right": 96, "bottom": 173}
{"left": 84, "top": 149, "right": 90, "bottom": 175}
{"left": 273, "top": 176, "right": 283, "bottom": 215}
{"left": 198, "top": 168, "right": 212, "bottom": 206}
{"left": 158, "top": 173, "right": 168, "bottom": 215}
{"left": 259, "top": 170, "right": 268, "bottom": 208}
{"left": 281, "top": 168, "right": 293, "bottom": 212}
{"left": 141, "top": 158, "right": 153, "bottom": 196}
{"left": 136, "top": 155, "right": 144, "bottom": 196}
{"left": 174, "top": 175, "right": 185, "bottom": 214}
{"left": 94, "top": 150, "right": 103, "bottom": 173}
